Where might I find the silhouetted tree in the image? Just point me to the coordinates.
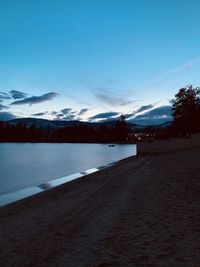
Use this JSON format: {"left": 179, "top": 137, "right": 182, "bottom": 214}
{"left": 115, "top": 114, "right": 129, "bottom": 142}
{"left": 172, "top": 86, "right": 200, "bottom": 134}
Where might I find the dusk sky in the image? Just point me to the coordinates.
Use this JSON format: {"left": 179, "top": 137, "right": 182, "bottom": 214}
{"left": 1, "top": 0, "right": 200, "bottom": 124}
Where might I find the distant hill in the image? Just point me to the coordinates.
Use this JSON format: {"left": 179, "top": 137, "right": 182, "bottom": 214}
{"left": 0, "top": 118, "right": 173, "bottom": 143}
{"left": 9, "top": 118, "right": 88, "bottom": 128}
{"left": 9, "top": 118, "right": 136, "bottom": 129}
{"left": 8, "top": 118, "right": 171, "bottom": 131}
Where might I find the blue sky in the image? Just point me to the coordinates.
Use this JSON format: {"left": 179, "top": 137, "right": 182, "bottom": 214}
{"left": 1, "top": 0, "right": 200, "bottom": 124}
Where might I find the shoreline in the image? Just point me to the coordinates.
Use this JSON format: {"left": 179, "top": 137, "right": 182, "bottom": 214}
{"left": 0, "top": 143, "right": 136, "bottom": 203}
{"left": 0, "top": 154, "right": 136, "bottom": 208}
{"left": 1, "top": 135, "right": 200, "bottom": 266}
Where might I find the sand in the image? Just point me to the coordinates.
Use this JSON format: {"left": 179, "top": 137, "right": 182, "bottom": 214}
{"left": 0, "top": 135, "right": 200, "bottom": 267}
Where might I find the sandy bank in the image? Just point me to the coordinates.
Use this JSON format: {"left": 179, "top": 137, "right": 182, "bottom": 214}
{"left": 0, "top": 136, "right": 200, "bottom": 266}
{"left": 137, "top": 134, "right": 200, "bottom": 155}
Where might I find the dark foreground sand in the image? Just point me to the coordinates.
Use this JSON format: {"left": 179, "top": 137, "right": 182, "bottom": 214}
{"left": 0, "top": 136, "right": 200, "bottom": 267}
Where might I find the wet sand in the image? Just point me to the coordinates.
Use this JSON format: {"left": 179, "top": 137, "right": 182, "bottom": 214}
{"left": 0, "top": 135, "right": 200, "bottom": 266}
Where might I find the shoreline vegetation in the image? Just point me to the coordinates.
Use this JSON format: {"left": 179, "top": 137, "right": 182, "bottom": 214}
{"left": 0, "top": 118, "right": 132, "bottom": 143}
{"left": 0, "top": 135, "right": 200, "bottom": 266}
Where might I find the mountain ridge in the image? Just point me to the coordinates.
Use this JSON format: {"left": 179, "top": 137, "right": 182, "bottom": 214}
{"left": 6, "top": 117, "right": 171, "bottom": 130}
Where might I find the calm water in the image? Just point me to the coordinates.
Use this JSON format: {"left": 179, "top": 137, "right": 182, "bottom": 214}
{"left": 0, "top": 143, "right": 136, "bottom": 196}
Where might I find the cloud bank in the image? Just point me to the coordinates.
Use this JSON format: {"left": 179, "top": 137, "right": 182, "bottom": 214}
{"left": 48, "top": 107, "right": 89, "bottom": 121}
{"left": 0, "top": 103, "right": 8, "bottom": 111}
{"left": 96, "top": 93, "right": 136, "bottom": 107}
{"left": 11, "top": 92, "right": 59, "bottom": 105}
{"left": 78, "top": 108, "right": 88, "bottom": 116}
{"left": 10, "top": 90, "right": 27, "bottom": 100}
{"left": 89, "top": 112, "right": 119, "bottom": 121}
{"left": 129, "top": 105, "right": 173, "bottom": 125}
{"left": 136, "top": 104, "right": 153, "bottom": 113}
{"left": 0, "top": 92, "right": 11, "bottom": 100}
{"left": 32, "top": 112, "right": 49, "bottom": 116}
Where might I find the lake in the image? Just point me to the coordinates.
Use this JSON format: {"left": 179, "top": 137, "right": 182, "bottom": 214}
{"left": 0, "top": 143, "right": 136, "bottom": 197}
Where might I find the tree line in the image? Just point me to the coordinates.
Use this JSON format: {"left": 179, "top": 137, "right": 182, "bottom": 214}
{"left": 0, "top": 117, "right": 129, "bottom": 143}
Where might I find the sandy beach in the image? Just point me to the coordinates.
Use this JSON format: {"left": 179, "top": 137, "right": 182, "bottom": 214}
{"left": 0, "top": 135, "right": 200, "bottom": 267}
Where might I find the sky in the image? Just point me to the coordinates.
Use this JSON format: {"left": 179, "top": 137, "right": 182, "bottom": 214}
{"left": 1, "top": 0, "right": 200, "bottom": 125}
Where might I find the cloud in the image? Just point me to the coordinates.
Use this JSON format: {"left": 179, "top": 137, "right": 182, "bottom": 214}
{"left": 62, "top": 114, "right": 77, "bottom": 121}
{"left": 56, "top": 113, "right": 65, "bottom": 119}
{"left": 52, "top": 108, "right": 89, "bottom": 121}
{"left": 136, "top": 104, "right": 153, "bottom": 113}
{"left": 123, "top": 104, "right": 154, "bottom": 120}
{"left": 89, "top": 112, "right": 119, "bottom": 121}
{"left": 0, "top": 112, "right": 16, "bottom": 121}
{"left": 0, "top": 92, "right": 11, "bottom": 100}
{"left": 78, "top": 108, "right": 88, "bottom": 116}
{"left": 11, "top": 92, "right": 59, "bottom": 105}
{"left": 33, "top": 108, "right": 86, "bottom": 120}
{"left": 10, "top": 90, "right": 27, "bottom": 99}
{"left": 124, "top": 113, "right": 135, "bottom": 119}
{"left": 96, "top": 93, "right": 136, "bottom": 107}
{"left": 96, "top": 94, "right": 119, "bottom": 105}
{"left": 32, "top": 111, "right": 48, "bottom": 116}
{"left": 129, "top": 105, "right": 173, "bottom": 125}
{"left": 61, "top": 108, "right": 72, "bottom": 115}
{"left": 51, "top": 111, "right": 58, "bottom": 116}
{"left": 120, "top": 100, "right": 135, "bottom": 106}
{"left": 0, "top": 103, "right": 9, "bottom": 110}
{"left": 51, "top": 107, "right": 78, "bottom": 121}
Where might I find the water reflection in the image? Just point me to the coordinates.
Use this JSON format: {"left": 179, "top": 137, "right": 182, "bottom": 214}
{"left": 0, "top": 186, "right": 43, "bottom": 207}
{"left": 0, "top": 143, "right": 136, "bottom": 196}
{"left": 0, "top": 167, "right": 100, "bottom": 207}
{"left": 0, "top": 143, "right": 137, "bottom": 207}
{"left": 39, "top": 183, "right": 52, "bottom": 190}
